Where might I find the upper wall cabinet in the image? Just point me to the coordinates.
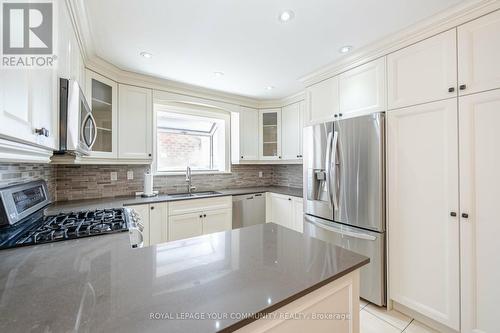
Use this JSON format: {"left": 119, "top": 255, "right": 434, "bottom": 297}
{"left": 281, "top": 101, "right": 304, "bottom": 160}
{"left": 387, "top": 29, "right": 457, "bottom": 110}
{"left": 259, "top": 108, "right": 282, "bottom": 160}
{"left": 339, "top": 57, "right": 386, "bottom": 118}
{"left": 238, "top": 106, "right": 259, "bottom": 161}
{"left": 458, "top": 10, "right": 500, "bottom": 96}
{"left": 57, "top": 2, "right": 85, "bottom": 88}
{"left": 118, "top": 84, "right": 153, "bottom": 160}
{"left": 305, "top": 76, "right": 339, "bottom": 125}
{"left": 86, "top": 70, "right": 118, "bottom": 159}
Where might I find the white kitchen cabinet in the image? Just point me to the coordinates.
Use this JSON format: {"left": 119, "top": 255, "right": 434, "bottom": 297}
{"left": 0, "top": 70, "right": 31, "bottom": 144}
{"left": 239, "top": 106, "right": 259, "bottom": 160}
{"left": 459, "top": 89, "right": 500, "bottom": 333}
{"left": 202, "top": 208, "right": 232, "bottom": 235}
{"left": 118, "top": 84, "right": 153, "bottom": 160}
{"left": 339, "top": 57, "right": 386, "bottom": 118}
{"left": 0, "top": 68, "right": 57, "bottom": 151}
{"left": 0, "top": 0, "right": 81, "bottom": 160}
{"left": 31, "top": 69, "right": 57, "bottom": 149}
{"left": 268, "top": 193, "right": 304, "bottom": 233}
{"left": 259, "top": 108, "right": 282, "bottom": 160}
{"left": 387, "top": 29, "right": 457, "bottom": 110}
{"left": 58, "top": 2, "right": 85, "bottom": 88}
{"left": 168, "top": 212, "right": 203, "bottom": 242}
{"left": 168, "top": 196, "right": 232, "bottom": 242}
{"left": 149, "top": 202, "right": 168, "bottom": 245}
{"left": 458, "top": 10, "right": 500, "bottom": 96}
{"left": 86, "top": 71, "right": 118, "bottom": 158}
{"left": 305, "top": 76, "right": 339, "bottom": 125}
{"left": 281, "top": 102, "right": 303, "bottom": 160}
{"left": 387, "top": 99, "right": 460, "bottom": 330}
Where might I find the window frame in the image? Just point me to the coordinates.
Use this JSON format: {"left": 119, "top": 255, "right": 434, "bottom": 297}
{"left": 153, "top": 104, "right": 232, "bottom": 176}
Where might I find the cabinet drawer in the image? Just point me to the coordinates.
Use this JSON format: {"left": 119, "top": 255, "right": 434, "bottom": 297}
{"left": 168, "top": 196, "right": 232, "bottom": 216}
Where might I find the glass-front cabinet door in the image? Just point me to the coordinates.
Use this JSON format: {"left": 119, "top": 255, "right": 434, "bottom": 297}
{"left": 85, "top": 70, "right": 118, "bottom": 158}
{"left": 259, "top": 108, "right": 281, "bottom": 160}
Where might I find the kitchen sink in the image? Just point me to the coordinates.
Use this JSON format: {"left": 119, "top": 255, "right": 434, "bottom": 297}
{"left": 168, "top": 191, "right": 221, "bottom": 199}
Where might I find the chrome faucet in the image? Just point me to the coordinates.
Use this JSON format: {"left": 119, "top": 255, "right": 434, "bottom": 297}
{"left": 186, "top": 166, "right": 196, "bottom": 194}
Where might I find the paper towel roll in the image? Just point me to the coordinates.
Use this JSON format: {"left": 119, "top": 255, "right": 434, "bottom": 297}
{"left": 143, "top": 171, "right": 153, "bottom": 196}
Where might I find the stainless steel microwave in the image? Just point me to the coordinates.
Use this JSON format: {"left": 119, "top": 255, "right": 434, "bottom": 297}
{"left": 57, "top": 78, "right": 96, "bottom": 155}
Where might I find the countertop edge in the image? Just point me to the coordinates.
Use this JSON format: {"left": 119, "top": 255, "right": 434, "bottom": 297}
{"left": 219, "top": 257, "right": 370, "bottom": 333}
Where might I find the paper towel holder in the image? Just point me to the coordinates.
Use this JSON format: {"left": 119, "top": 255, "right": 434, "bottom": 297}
{"left": 141, "top": 168, "right": 158, "bottom": 198}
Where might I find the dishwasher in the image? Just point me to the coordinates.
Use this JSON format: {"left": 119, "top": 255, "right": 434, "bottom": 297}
{"left": 232, "top": 193, "right": 265, "bottom": 229}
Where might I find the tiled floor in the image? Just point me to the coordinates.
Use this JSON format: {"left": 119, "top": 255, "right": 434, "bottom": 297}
{"left": 359, "top": 299, "right": 439, "bottom": 333}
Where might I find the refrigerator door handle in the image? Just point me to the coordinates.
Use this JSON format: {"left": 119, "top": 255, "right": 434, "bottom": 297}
{"left": 324, "top": 131, "right": 334, "bottom": 209}
{"left": 305, "top": 216, "right": 377, "bottom": 241}
{"left": 331, "top": 131, "right": 339, "bottom": 210}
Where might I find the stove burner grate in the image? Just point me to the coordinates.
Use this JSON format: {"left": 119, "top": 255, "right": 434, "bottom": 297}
{"left": 15, "top": 209, "right": 128, "bottom": 246}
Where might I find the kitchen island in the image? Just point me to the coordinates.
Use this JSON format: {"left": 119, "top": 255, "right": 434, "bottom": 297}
{"left": 0, "top": 223, "right": 368, "bottom": 333}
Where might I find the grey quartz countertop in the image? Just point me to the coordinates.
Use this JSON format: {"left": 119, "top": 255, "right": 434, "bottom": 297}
{"left": 0, "top": 223, "right": 368, "bottom": 333}
{"left": 45, "top": 186, "right": 303, "bottom": 215}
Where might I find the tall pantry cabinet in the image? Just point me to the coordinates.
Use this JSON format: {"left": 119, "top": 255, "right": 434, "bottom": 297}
{"left": 388, "top": 10, "right": 500, "bottom": 333}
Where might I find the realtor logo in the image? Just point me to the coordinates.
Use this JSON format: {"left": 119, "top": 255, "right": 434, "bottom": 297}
{"left": 3, "top": 2, "right": 53, "bottom": 54}
{"left": 2, "top": 1, "right": 55, "bottom": 67}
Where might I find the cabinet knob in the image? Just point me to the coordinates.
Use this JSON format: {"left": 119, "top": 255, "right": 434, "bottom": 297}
{"left": 199, "top": 215, "right": 203, "bottom": 218}
{"left": 241, "top": 156, "right": 244, "bottom": 159}
{"left": 339, "top": 113, "right": 343, "bottom": 117}
{"left": 278, "top": 156, "right": 282, "bottom": 159}
{"left": 288, "top": 198, "right": 292, "bottom": 201}
{"left": 334, "top": 114, "right": 338, "bottom": 118}
{"left": 459, "top": 84, "right": 467, "bottom": 91}
{"left": 448, "top": 87, "right": 455, "bottom": 93}
{"left": 150, "top": 206, "right": 154, "bottom": 210}
{"left": 203, "top": 214, "right": 207, "bottom": 218}
{"left": 462, "top": 213, "right": 469, "bottom": 219}
{"left": 450, "top": 212, "right": 457, "bottom": 217}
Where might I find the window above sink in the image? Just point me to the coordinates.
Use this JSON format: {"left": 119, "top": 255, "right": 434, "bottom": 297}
{"left": 153, "top": 104, "right": 231, "bottom": 175}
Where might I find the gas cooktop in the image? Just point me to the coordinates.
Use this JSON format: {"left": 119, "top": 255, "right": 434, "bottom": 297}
{"left": 0, "top": 181, "right": 130, "bottom": 250}
{"left": 0, "top": 208, "right": 129, "bottom": 250}
{"left": 17, "top": 209, "right": 128, "bottom": 245}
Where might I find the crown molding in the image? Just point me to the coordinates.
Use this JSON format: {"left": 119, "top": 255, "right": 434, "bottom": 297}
{"left": 300, "top": 0, "right": 500, "bottom": 86}
{"left": 257, "top": 90, "right": 306, "bottom": 109}
{"left": 67, "top": 0, "right": 498, "bottom": 110}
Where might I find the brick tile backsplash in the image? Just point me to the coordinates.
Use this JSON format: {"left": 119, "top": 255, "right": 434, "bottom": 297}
{"left": 0, "top": 163, "right": 303, "bottom": 202}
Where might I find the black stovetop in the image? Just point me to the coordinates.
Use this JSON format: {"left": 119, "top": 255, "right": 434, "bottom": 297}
{"left": 0, "top": 208, "right": 129, "bottom": 250}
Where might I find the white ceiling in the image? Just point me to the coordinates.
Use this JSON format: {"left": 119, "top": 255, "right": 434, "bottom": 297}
{"left": 84, "top": 0, "right": 465, "bottom": 100}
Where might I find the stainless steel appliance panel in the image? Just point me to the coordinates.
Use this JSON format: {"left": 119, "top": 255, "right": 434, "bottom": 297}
{"left": 334, "top": 113, "right": 385, "bottom": 232}
{"left": 303, "top": 122, "right": 335, "bottom": 221}
{"left": 304, "top": 215, "right": 386, "bottom": 305}
{"left": 58, "top": 78, "right": 96, "bottom": 155}
{"left": 232, "top": 193, "right": 265, "bottom": 229}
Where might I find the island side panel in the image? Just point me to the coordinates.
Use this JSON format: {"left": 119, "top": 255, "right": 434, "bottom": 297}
{"left": 235, "top": 270, "right": 360, "bottom": 333}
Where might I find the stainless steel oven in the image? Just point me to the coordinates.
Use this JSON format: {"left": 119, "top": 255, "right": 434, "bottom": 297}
{"left": 57, "top": 78, "right": 96, "bottom": 155}
{"left": 0, "top": 180, "right": 50, "bottom": 227}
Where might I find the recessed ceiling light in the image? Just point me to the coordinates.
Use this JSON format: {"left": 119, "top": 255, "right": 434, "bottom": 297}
{"left": 279, "top": 10, "right": 294, "bottom": 22}
{"left": 267, "top": 86, "right": 275, "bottom": 90}
{"left": 140, "top": 51, "right": 152, "bottom": 58}
{"left": 213, "top": 71, "right": 224, "bottom": 77}
{"left": 339, "top": 46, "right": 353, "bottom": 54}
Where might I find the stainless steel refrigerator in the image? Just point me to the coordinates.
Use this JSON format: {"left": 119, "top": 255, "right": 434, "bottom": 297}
{"left": 303, "top": 112, "right": 386, "bottom": 306}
